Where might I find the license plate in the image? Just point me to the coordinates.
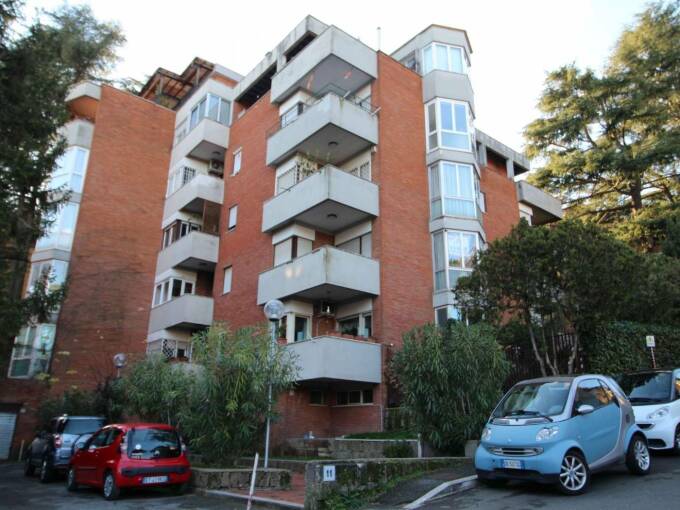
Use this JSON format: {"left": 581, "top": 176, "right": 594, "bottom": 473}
{"left": 142, "top": 476, "right": 168, "bottom": 484}
{"left": 501, "top": 459, "right": 524, "bottom": 470}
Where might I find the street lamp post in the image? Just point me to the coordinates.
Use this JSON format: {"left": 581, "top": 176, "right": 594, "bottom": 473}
{"left": 113, "top": 353, "right": 127, "bottom": 378}
{"left": 262, "top": 299, "right": 284, "bottom": 469}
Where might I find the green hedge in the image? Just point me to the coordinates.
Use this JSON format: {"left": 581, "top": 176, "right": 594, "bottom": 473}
{"left": 585, "top": 322, "right": 680, "bottom": 374}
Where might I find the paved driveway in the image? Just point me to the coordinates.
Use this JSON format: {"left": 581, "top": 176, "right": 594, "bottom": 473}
{"left": 421, "top": 452, "right": 680, "bottom": 510}
{"left": 0, "top": 462, "right": 266, "bottom": 510}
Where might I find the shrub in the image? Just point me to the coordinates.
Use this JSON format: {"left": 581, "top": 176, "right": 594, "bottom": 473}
{"left": 390, "top": 322, "right": 509, "bottom": 453}
{"left": 585, "top": 322, "right": 680, "bottom": 374}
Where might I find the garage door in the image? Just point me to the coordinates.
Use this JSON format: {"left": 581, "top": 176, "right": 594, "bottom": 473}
{"left": 0, "top": 412, "right": 18, "bottom": 460}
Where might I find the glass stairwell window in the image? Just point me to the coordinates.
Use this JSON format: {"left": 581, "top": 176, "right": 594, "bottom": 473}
{"left": 8, "top": 324, "right": 56, "bottom": 378}
{"left": 36, "top": 202, "right": 79, "bottom": 251}
{"left": 432, "top": 230, "right": 480, "bottom": 290}
{"left": 422, "top": 43, "right": 467, "bottom": 74}
{"left": 429, "top": 162, "right": 479, "bottom": 218}
{"left": 48, "top": 147, "right": 89, "bottom": 193}
{"left": 426, "top": 99, "right": 472, "bottom": 152}
{"left": 175, "top": 93, "right": 231, "bottom": 145}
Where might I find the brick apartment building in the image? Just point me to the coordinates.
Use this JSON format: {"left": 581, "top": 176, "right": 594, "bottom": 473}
{"left": 0, "top": 16, "right": 561, "bottom": 459}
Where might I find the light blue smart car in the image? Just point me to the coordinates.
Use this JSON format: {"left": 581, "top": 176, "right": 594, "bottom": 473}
{"left": 475, "top": 375, "right": 651, "bottom": 495}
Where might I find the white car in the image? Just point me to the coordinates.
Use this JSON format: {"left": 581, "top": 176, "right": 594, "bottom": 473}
{"left": 619, "top": 369, "right": 680, "bottom": 452}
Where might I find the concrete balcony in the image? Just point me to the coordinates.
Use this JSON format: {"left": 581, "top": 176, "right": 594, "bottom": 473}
{"left": 172, "top": 118, "right": 229, "bottom": 164}
{"left": 271, "top": 26, "right": 377, "bottom": 104}
{"left": 156, "top": 231, "right": 219, "bottom": 274}
{"left": 266, "top": 93, "right": 378, "bottom": 167}
{"left": 422, "top": 70, "right": 475, "bottom": 113}
{"left": 287, "top": 336, "right": 381, "bottom": 383}
{"left": 515, "top": 180, "right": 563, "bottom": 225}
{"left": 257, "top": 246, "right": 379, "bottom": 304}
{"left": 147, "top": 294, "right": 213, "bottom": 333}
{"left": 262, "top": 166, "right": 379, "bottom": 233}
{"left": 163, "top": 174, "right": 224, "bottom": 218}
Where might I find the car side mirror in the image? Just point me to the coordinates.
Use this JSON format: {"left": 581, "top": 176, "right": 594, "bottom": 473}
{"left": 577, "top": 404, "right": 595, "bottom": 415}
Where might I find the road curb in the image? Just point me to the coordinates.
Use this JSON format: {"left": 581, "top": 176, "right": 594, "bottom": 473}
{"left": 403, "top": 474, "right": 478, "bottom": 509}
{"left": 197, "top": 488, "right": 304, "bottom": 509}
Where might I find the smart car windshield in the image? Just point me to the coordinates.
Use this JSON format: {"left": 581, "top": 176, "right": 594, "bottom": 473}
{"left": 618, "top": 372, "right": 672, "bottom": 404}
{"left": 493, "top": 381, "right": 572, "bottom": 419}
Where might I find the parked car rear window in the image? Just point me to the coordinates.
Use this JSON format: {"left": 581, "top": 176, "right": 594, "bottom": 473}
{"left": 128, "top": 428, "right": 181, "bottom": 460}
{"left": 618, "top": 372, "right": 673, "bottom": 404}
{"left": 59, "top": 418, "right": 105, "bottom": 435}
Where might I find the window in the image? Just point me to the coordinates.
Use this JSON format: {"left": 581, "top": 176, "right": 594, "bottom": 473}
{"left": 222, "top": 266, "right": 232, "bottom": 294}
{"left": 166, "top": 166, "right": 197, "bottom": 196}
{"left": 432, "top": 231, "right": 480, "bottom": 290}
{"left": 338, "top": 312, "right": 372, "bottom": 337}
{"left": 337, "top": 233, "right": 371, "bottom": 257}
{"left": 228, "top": 205, "right": 238, "bottom": 230}
{"left": 152, "top": 278, "right": 194, "bottom": 307}
{"left": 8, "top": 324, "right": 56, "bottom": 378}
{"left": 429, "top": 162, "right": 478, "bottom": 218}
{"left": 574, "top": 379, "right": 611, "bottom": 412}
{"left": 435, "top": 305, "right": 462, "bottom": 325}
{"left": 273, "top": 236, "right": 312, "bottom": 266}
{"left": 425, "top": 99, "right": 472, "bottom": 152}
{"left": 232, "top": 149, "right": 242, "bottom": 175}
{"left": 310, "top": 390, "right": 326, "bottom": 405}
{"left": 422, "top": 43, "right": 467, "bottom": 75}
{"left": 174, "top": 119, "right": 187, "bottom": 146}
{"left": 48, "top": 147, "right": 89, "bottom": 193}
{"left": 27, "top": 260, "right": 68, "bottom": 295}
{"left": 162, "top": 220, "right": 201, "bottom": 249}
{"left": 35, "top": 202, "right": 79, "bottom": 251}
{"left": 346, "top": 160, "right": 371, "bottom": 180}
{"left": 336, "top": 389, "right": 373, "bottom": 406}
{"left": 294, "top": 316, "right": 309, "bottom": 342}
{"left": 188, "top": 93, "right": 231, "bottom": 132}
{"left": 280, "top": 102, "right": 305, "bottom": 128}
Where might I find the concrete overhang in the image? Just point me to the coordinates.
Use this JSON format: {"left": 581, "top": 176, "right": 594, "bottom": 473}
{"left": 270, "top": 26, "right": 377, "bottom": 104}
{"left": 148, "top": 294, "right": 213, "bottom": 333}
{"left": 171, "top": 118, "right": 229, "bottom": 166}
{"left": 287, "top": 336, "right": 382, "bottom": 384}
{"left": 156, "top": 231, "right": 219, "bottom": 274}
{"left": 262, "top": 166, "right": 379, "bottom": 233}
{"left": 163, "top": 174, "right": 224, "bottom": 219}
{"left": 515, "top": 180, "right": 563, "bottom": 225}
{"left": 266, "top": 93, "right": 378, "bottom": 167}
{"left": 257, "top": 246, "right": 380, "bottom": 305}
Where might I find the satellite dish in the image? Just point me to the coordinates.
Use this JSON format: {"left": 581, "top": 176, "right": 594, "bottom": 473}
{"left": 113, "top": 353, "right": 127, "bottom": 369}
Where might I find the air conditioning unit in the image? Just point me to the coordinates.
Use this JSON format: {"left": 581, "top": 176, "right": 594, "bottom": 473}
{"left": 208, "top": 159, "right": 224, "bottom": 176}
{"left": 315, "top": 301, "right": 337, "bottom": 317}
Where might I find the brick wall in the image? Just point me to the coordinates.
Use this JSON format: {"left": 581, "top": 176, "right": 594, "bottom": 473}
{"left": 481, "top": 151, "right": 520, "bottom": 242}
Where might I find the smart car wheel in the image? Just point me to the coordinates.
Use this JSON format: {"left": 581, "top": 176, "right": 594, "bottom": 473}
{"left": 558, "top": 451, "right": 590, "bottom": 495}
{"left": 66, "top": 467, "right": 78, "bottom": 492}
{"left": 39, "top": 457, "right": 53, "bottom": 483}
{"left": 673, "top": 426, "right": 680, "bottom": 455}
{"left": 23, "top": 455, "right": 35, "bottom": 477}
{"left": 103, "top": 472, "right": 120, "bottom": 501}
{"left": 626, "top": 435, "right": 651, "bottom": 475}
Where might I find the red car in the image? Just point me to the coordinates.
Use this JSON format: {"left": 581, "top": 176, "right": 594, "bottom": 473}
{"left": 66, "top": 423, "right": 191, "bottom": 500}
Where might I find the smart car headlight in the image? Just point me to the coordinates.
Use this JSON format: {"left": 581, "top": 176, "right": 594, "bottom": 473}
{"left": 646, "top": 406, "right": 669, "bottom": 421}
{"left": 481, "top": 427, "right": 492, "bottom": 441}
{"left": 536, "top": 426, "right": 559, "bottom": 441}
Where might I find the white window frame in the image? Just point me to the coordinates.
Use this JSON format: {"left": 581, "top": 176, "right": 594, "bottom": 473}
{"left": 8, "top": 324, "right": 56, "bottom": 379}
{"left": 337, "top": 312, "right": 372, "bottom": 338}
{"left": 425, "top": 98, "right": 473, "bottom": 153}
{"left": 336, "top": 232, "right": 372, "bottom": 257}
{"left": 152, "top": 277, "right": 195, "bottom": 307}
{"left": 435, "top": 305, "right": 463, "bottom": 325}
{"left": 188, "top": 93, "right": 231, "bottom": 133}
{"left": 166, "top": 165, "right": 197, "bottom": 196}
{"left": 429, "top": 162, "right": 479, "bottom": 219}
{"left": 35, "top": 202, "right": 79, "bottom": 251}
{"left": 422, "top": 42, "right": 468, "bottom": 75}
{"left": 227, "top": 205, "right": 238, "bottom": 230}
{"left": 48, "top": 146, "right": 89, "bottom": 193}
{"left": 222, "top": 266, "right": 232, "bottom": 294}
{"left": 432, "top": 230, "right": 481, "bottom": 291}
{"left": 292, "top": 314, "right": 311, "bottom": 342}
{"left": 232, "top": 149, "right": 242, "bottom": 175}
{"left": 27, "top": 260, "right": 68, "bottom": 295}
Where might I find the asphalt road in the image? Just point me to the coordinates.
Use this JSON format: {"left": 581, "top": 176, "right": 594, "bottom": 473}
{"left": 421, "top": 452, "right": 680, "bottom": 510}
{"left": 0, "top": 462, "right": 268, "bottom": 510}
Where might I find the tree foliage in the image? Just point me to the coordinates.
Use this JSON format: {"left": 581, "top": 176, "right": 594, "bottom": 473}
{"left": 525, "top": 1, "right": 680, "bottom": 250}
{"left": 0, "top": 2, "right": 124, "bottom": 360}
{"left": 454, "top": 220, "right": 651, "bottom": 375}
{"left": 390, "top": 322, "right": 509, "bottom": 452}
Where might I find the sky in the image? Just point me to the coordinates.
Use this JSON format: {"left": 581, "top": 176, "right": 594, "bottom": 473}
{"left": 27, "top": 0, "right": 651, "bottom": 153}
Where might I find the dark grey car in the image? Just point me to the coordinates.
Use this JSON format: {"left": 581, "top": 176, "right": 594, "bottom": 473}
{"left": 24, "top": 415, "right": 105, "bottom": 482}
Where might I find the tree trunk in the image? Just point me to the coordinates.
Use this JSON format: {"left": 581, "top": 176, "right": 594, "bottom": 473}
{"left": 630, "top": 178, "right": 644, "bottom": 214}
{"left": 526, "top": 320, "right": 547, "bottom": 377}
{"left": 567, "top": 332, "right": 580, "bottom": 375}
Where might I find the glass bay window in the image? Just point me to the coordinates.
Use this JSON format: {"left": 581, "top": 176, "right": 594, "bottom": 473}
{"left": 429, "top": 162, "right": 479, "bottom": 218}
{"left": 422, "top": 43, "right": 467, "bottom": 75}
{"left": 426, "top": 99, "right": 473, "bottom": 152}
{"left": 432, "top": 230, "right": 481, "bottom": 290}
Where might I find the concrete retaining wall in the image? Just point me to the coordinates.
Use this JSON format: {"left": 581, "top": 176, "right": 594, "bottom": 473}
{"left": 330, "top": 438, "right": 419, "bottom": 459}
{"left": 192, "top": 467, "right": 291, "bottom": 490}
